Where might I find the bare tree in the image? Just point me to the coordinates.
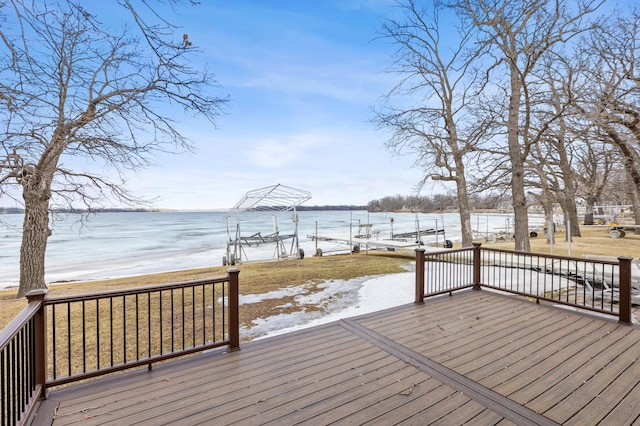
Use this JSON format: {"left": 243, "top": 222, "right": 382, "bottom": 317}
{"left": 573, "top": 8, "right": 640, "bottom": 227}
{"left": 573, "top": 139, "right": 615, "bottom": 225}
{"left": 454, "top": 0, "right": 602, "bottom": 251}
{"left": 374, "top": 0, "right": 491, "bottom": 247}
{"left": 549, "top": 38, "right": 619, "bottom": 227}
{"left": 527, "top": 141, "right": 558, "bottom": 245}
{"left": 0, "top": 0, "right": 227, "bottom": 297}
{"left": 540, "top": 56, "right": 584, "bottom": 239}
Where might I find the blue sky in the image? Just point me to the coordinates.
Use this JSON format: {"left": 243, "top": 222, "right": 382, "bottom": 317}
{"left": 119, "top": 0, "right": 429, "bottom": 210}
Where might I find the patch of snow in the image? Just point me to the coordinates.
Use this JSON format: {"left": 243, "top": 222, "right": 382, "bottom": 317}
{"left": 245, "top": 272, "right": 414, "bottom": 340}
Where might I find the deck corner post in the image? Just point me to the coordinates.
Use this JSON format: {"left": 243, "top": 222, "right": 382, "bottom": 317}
{"left": 617, "top": 256, "right": 633, "bottom": 326}
{"left": 415, "top": 248, "right": 425, "bottom": 304}
{"left": 26, "top": 289, "right": 48, "bottom": 395}
{"left": 472, "top": 242, "right": 482, "bottom": 290}
{"left": 227, "top": 268, "right": 241, "bottom": 351}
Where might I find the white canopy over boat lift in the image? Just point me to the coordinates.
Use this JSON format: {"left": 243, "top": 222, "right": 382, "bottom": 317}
{"left": 223, "top": 184, "right": 311, "bottom": 265}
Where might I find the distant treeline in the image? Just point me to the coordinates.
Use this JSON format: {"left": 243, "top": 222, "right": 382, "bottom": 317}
{"left": 1, "top": 197, "right": 509, "bottom": 214}
{"left": 368, "top": 193, "right": 509, "bottom": 213}
{"left": 0, "top": 207, "right": 159, "bottom": 214}
{"left": 0, "top": 207, "right": 25, "bottom": 214}
{"left": 0, "top": 206, "right": 368, "bottom": 214}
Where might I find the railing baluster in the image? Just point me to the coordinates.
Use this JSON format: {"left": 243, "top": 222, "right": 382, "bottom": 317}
{"left": 510, "top": 252, "right": 514, "bottom": 292}
{"left": 202, "top": 285, "right": 207, "bottom": 344}
{"left": 170, "top": 289, "right": 175, "bottom": 353}
{"left": 181, "top": 288, "right": 185, "bottom": 350}
{"left": 535, "top": 255, "right": 540, "bottom": 298}
{"left": 123, "top": 295, "right": 126, "bottom": 365}
{"left": 10, "top": 340, "right": 15, "bottom": 425}
{"left": 191, "top": 287, "right": 196, "bottom": 348}
{"left": 96, "top": 299, "right": 100, "bottom": 371}
{"left": 51, "top": 304, "right": 57, "bottom": 380}
{"left": 109, "top": 297, "right": 114, "bottom": 368}
{"left": 220, "top": 281, "right": 224, "bottom": 342}
{"left": 158, "top": 290, "right": 164, "bottom": 355}
{"left": 18, "top": 329, "right": 23, "bottom": 420}
{"left": 1, "top": 350, "right": 5, "bottom": 426}
{"left": 133, "top": 294, "right": 140, "bottom": 361}
{"left": 147, "top": 293, "right": 151, "bottom": 360}
{"left": 82, "top": 301, "right": 86, "bottom": 373}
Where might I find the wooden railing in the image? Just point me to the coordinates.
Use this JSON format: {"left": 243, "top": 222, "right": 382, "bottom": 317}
{"left": 415, "top": 243, "right": 634, "bottom": 325}
{"left": 0, "top": 269, "right": 239, "bottom": 426}
{"left": 5, "top": 245, "right": 637, "bottom": 424}
{"left": 0, "top": 291, "right": 46, "bottom": 426}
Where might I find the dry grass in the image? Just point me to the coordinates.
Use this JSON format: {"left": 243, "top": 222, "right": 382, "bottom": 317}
{"left": 0, "top": 251, "right": 412, "bottom": 330}
{"left": 484, "top": 226, "right": 640, "bottom": 259}
{"left": 3, "top": 251, "right": 412, "bottom": 380}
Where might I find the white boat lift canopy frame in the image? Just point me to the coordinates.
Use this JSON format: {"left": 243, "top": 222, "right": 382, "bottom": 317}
{"left": 224, "top": 184, "right": 311, "bottom": 265}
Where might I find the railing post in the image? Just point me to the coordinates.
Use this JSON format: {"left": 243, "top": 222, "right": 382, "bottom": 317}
{"left": 227, "top": 268, "right": 241, "bottom": 351}
{"left": 415, "top": 248, "right": 425, "bottom": 304}
{"left": 618, "top": 257, "right": 633, "bottom": 325}
{"left": 26, "top": 289, "right": 48, "bottom": 395}
{"left": 473, "top": 242, "right": 482, "bottom": 290}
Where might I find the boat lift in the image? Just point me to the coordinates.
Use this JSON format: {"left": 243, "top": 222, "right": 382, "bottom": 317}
{"left": 223, "top": 184, "right": 311, "bottom": 265}
{"left": 308, "top": 215, "right": 448, "bottom": 255}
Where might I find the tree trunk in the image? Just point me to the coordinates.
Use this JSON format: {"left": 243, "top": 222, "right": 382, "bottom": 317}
{"left": 18, "top": 191, "right": 51, "bottom": 297}
{"left": 558, "top": 198, "right": 580, "bottom": 242}
{"left": 534, "top": 173, "right": 555, "bottom": 246}
{"left": 555, "top": 124, "right": 581, "bottom": 239}
{"left": 626, "top": 172, "right": 640, "bottom": 235}
{"left": 507, "top": 68, "right": 530, "bottom": 252}
{"left": 545, "top": 210, "right": 555, "bottom": 245}
{"left": 18, "top": 133, "right": 62, "bottom": 298}
{"left": 631, "top": 191, "right": 640, "bottom": 235}
{"left": 583, "top": 195, "right": 596, "bottom": 225}
{"left": 559, "top": 195, "right": 581, "bottom": 241}
{"left": 609, "top": 129, "right": 640, "bottom": 234}
{"left": 455, "top": 171, "right": 474, "bottom": 247}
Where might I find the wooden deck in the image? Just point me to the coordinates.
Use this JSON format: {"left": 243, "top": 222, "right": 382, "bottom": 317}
{"left": 32, "top": 289, "right": 640, "bottom": 425}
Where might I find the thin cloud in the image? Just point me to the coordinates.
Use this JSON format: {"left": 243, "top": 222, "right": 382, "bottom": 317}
{"left": 245, "top": 139, "right": 301, "bottom": 169}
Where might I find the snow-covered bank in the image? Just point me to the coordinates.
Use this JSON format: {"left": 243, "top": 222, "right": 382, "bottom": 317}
{"left": 241, "top": 271, "right": 415, "bottom": 340}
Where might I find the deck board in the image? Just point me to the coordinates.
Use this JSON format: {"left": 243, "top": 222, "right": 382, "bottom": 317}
{"left": 493, "top": 321, "right": 610, "bottom": 397}
{"left": 38, "top": 289, "right": 640, "bottom": 425}
{"left": 543, "top": 332, "right": 640, "bottom": 423}
{"left": 161, "top": 351, "right": 403, "bottom": 425}
{"left": 517, "top": 325, "right": 634, "bottom": 405}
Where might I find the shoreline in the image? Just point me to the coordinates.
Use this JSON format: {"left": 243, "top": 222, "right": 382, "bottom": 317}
{"left": 4, "top": 224, "right": 640, "bottom": 291}
{"left": 0, "top": 210, "right": 519, "bottom": 287}
{"left": 3, "top": 226, "right": 640, "bottom": 328}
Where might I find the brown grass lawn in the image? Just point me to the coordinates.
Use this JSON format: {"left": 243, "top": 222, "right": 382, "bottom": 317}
{"left": 0, "top": 251, "right": 412, "bottom": 330}
{"left": 1, "top": 225, "right": 639, "bottom": 331}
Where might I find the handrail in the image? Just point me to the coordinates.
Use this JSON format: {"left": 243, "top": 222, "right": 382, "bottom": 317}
{"left": 415, "top": 244, "right": 634, "bottom": 324}
{"left": 44, "top": 275, "right": 232, "bottom": 303}
{"left": 44, "top": 269, "right": 240, "bottom": 387}
{"left": 1, "top": 270, "right": 241, "bottom": 424}
{"left": 414, "top": 247, "right": 475, "bottom": 303}
{"left": 0, "top": 290, "right": 47, "bottom": 426}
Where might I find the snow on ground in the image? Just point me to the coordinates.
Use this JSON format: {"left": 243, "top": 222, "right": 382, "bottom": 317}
{"left": 240, "top": 271, "right": 415, "bottom": 340}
